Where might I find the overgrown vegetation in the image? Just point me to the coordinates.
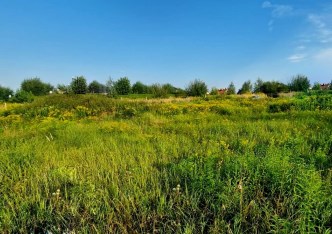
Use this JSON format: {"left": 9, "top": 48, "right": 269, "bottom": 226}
{"left": 0, "top": 93, "right": 331, "bottom": 233}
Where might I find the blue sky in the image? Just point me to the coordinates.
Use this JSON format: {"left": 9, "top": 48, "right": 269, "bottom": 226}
{"left": 1, "top": 0, "right": 332, "bottom": 90}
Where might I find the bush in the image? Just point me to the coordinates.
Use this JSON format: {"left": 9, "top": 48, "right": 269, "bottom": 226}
{"left": 210, "top": 87, "right": 219, "bottom": 95}
{"left": 149, "top": 84, "right": 168, "bottom": 98}
{"left": 260, "top": 81, "right": 289, "bottom": 97}
{"left": 11, "top": 90, "right": 34, "bottom": 103}
{"left": 186, "top": 79, "right": 208, "bottom": 97}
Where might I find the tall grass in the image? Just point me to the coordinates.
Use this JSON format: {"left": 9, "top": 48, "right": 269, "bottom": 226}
{"left": 0, "top": 94, "right": 331, "bottom": 233}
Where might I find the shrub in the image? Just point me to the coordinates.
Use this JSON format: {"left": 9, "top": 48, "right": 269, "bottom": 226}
{"left": 186, "top": 79, "right": 208, "bottom": 97}
{"left": 210, "top": 87, "right": 219, "bottom": 95}
{"left": 150, "top": 84, "right": 168, "bottom": 98}
{"left": 260, "top": 81, "right": 289, "bottom": 97}
{"left": 11, "top": 90, "right": 34, "bottom": 103}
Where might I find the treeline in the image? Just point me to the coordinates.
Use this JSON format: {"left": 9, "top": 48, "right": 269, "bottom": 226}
{"left": 0, "top": 75, "right": 331, "bottom": 102}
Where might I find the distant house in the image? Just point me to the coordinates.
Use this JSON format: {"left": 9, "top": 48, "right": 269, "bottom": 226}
{"left": 320, "top": 83, "right": 330, "bottom": 90}
{"left": 218, "top": 88, "right": 228, "bottom": 95}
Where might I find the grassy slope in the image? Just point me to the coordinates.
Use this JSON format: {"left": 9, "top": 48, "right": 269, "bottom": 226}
{"left": 0, "top": 94, "right": 332, "bottom": 233}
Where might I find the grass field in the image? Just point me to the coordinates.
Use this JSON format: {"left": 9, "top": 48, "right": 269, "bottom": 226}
{"left": 1, "top": 93, "right": 332, "bottom": 233}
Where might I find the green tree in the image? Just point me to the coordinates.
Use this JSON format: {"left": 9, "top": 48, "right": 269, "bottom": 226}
{"left": 106, "top": 78, "right": 118, "bottom": 97}
{"left": 238, "top": 80, "right": 252, "bottom": 94}
{"left": 162, "top": 83, "right": 177, "bottom": 94}
{"left": 185, "top": 79, "right": 208, "bottom": 97}
{"left": 0, "top": 86, "right": 14, "bottom": 101}
{"left": 254, "top": 78, "right": 264, "bottom": 93}
{"left": 288, "top": 75, "right": 310, "bottom": 92}
{"left": 132, "top": 81, "right": 148, "bottom": 94}
{"left": 312, "top": 82, "right": 321, "bottom": 91}
{"left": 115, "top": 77, "right": 131, "bottom": 95}
{"left": 88, "top": 80, "right": 106, "bottom": 93}
{"left": 227, "top": 82, "right": 236, "bottom": 95}
{"left": 21, "top": 77, "right": 53, "bottom": 96}
{"left": 330, "top": 80, "right": 332, "bottom": 90}
{"left": 71, "top": 76, "right": 88, "bottom": 94}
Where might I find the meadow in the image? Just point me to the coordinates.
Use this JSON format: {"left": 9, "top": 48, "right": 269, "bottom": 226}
{"left": 0, "top": 93, "right": 332, "bottom": 233}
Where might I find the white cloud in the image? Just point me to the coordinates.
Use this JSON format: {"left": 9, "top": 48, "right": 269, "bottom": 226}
{"left": 296, "top": 46, "right": 306, "bottom": 50}
{"left": 262, "top": 1, "right": 294, "bottom": 31}
{"left": 314, "top": 48, "right": 332, "bottom": 60}
{"left": 307, "top": 14, "right": 332, "bottom": 43}
{"left": 262, "top": 1, "right": 293, "bottom": 18}
{"left": 312, "top": 48, "right": 332, "bottom": 68}
{"left": 287, "top": 54, "right": 306, "bottom": 63}
{"left": 262, "top": 1, "right": 272, "bottom": 8}
{"left": 268, "top": 20, "right": 274, "bottom": 31}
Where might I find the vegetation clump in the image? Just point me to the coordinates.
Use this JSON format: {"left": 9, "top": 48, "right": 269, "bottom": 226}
{"left": 186, "top": 79, "right": 208, "bottom": 97}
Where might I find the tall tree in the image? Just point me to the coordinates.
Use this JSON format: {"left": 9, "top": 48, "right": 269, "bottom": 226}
{"left": 288, "top": 75, "right": 310, "bottom": 92}
{"left": 226, "top": 82, "right": 236, "bottom": 95}
{"left": 71, "top": 76, "right": 88, "bottom": 94}
{"left": 114, "top": 77, "right": 131, "bottom": 95}
{"left": 132, "top": 81, "right": 148, "bottom": 94}
{"left": 254, "top": 78, "right": 264, "bottom": 93}
{"left": 106, "top": 77, "right": 117, "bottom": 97}
{"left": 238, "top": 80, "right": 252, "bottom": 94}
{"left": 21, "top": 77, "right": 53, "bottom": 96}
{"left": 88, "top": 80, "right": 106, "bottom": 93}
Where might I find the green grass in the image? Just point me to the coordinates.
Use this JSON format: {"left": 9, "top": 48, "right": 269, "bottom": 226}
{"left": 0, "top": 94, "right": 332, "bottom": 233}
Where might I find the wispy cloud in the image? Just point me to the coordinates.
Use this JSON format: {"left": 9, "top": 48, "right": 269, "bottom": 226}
{"left": 314, "top": 48, "right": 332, "bottom": 61}
{"left": 262, "top": 2, "right": 332, "bottom": 63}
{"left": 262, "top": 1, "right": 294, "bottom": 31}
{"left": 262, "top": 1, "right": 293, "bottom": 18}
{"left": 287, "top": 54, "right": 306, "bottom": 63}
{"left": 296, "top": 46, "right": 306, "bottom": 50}
{"left": 307, "top": 14, "right": 332, "bottom": 43}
